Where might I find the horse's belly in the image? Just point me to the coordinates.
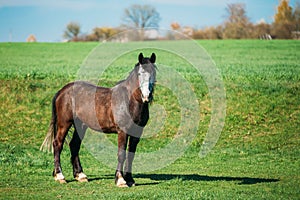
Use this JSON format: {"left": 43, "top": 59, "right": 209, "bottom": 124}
{"left": 78, "top": 116, "right": 116, "bottom": 134}
{"left": 100, "top": 127, "right": 117, "bottom": 133}
{"left": 97, "top": 117, "right": 117, "bottom": 133}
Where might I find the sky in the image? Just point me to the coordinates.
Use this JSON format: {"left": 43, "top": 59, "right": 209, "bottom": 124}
{"left": 0, "top": 0, "right": 298, "bottom": 42}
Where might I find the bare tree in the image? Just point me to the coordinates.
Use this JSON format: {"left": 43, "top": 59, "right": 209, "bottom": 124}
{"left": 63, "top": 22, "right": 81, "bottom": 41}
{"left": 293, "top": 1, "right": 300, "bottom": 38}
{"left": 223, "top": 3, "right": 252, "bottom": 39}
{"left": 294, "top": 1, "right": 300, "bottom": 27}
{"left": 122, "top": 4, "right": 161, "bottom": 40}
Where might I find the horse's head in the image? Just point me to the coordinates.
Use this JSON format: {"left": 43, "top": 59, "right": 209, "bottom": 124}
{"left": 136, "top": 53, "right": 156, "bottom": 103}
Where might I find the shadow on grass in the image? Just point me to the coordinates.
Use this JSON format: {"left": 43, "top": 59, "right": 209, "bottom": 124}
{"left": 135, "top": 174, "right": 279, "bottom": 185}
{"left": 65, "top": 175, "right": 111, "bottom": 183}
{"left": 82, "top": 173, "right": 279, "bottom": 186}
{"left": 77, "top": 175, "right": 159, "bottom": 186}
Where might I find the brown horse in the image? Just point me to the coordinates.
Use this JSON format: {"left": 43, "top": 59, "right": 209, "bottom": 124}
{"left": 40, "top": 53, "right": 156, "bottom": 187}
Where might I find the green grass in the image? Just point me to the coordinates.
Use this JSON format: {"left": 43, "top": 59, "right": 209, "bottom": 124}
{"left": 0, "top": 40, "right": 299, "bottom": 199}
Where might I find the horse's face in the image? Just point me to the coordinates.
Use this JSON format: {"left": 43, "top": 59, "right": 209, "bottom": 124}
{"left": 137, "top": 53, "right": 156, "bottom": 103}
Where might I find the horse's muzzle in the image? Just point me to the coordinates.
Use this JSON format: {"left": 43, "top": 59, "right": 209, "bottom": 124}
{"left": 141, "top": 96, "right": 149, "bottom": 103}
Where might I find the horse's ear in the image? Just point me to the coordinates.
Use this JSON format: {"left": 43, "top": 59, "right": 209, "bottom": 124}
{"left": 150, "top": 53, "right": 156, "bottom": 63}
{"left": 138, "top": 53, "right": 144, "bottom": 64}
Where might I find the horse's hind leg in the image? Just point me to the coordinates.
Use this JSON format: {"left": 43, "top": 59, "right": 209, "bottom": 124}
{"left": 53, "top": 122, "right": 72, "bottom": 183}
{"left": 70, "top": 122, "right": 88, "bottom": 182}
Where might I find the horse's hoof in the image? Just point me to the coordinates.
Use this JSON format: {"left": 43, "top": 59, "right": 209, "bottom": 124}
{"left": 124, "top": 173, "right": 135, "bottom": 187}
{"left": 126, "top": 182, "right": 135, "bottom": 187}
{"left": 54, "top": 173, "right": 66, "bottom": 184}
{"left": 57, "top": 179, "right": 67, "bottom": 184}
{"left": 116, "top": 177, "right": 128, "bottom": 188}
{"left": 75, "top": 172, "right": 88, "bottom": 182}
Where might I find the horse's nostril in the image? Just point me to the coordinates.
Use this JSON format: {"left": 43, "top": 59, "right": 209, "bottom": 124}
{"left": 142, "top": 96, "right": 149, "bottom": 103}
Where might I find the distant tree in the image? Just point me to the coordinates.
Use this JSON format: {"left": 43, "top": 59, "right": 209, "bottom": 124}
{"left": 272, "top": 0, "right": 295, "bottom": 38}
{"left": 192, "top": 29, "right": 205, "bottom": 39}
{"left": 26, "top": 34, "right": 37, "bottom": 42}
{"left": 122, "top": 4, "right": 161, "bottom": 40}
{"left": 275, "top": 0, "right": 294, "bottom": 23}
{"left": 166, "top": 22, "right": 181, "bottom": 40}
{"left": 293, "top": 1, "right": 300, "bottom": 38}
{"left": 88, "top": 27, "right": 119, "bottom": 41}
{"left": 223, "top": 3, "right": 252, "bottom": 39}
{"left": 182, "top": 26, "right": 193, "bottom": 37}
{"left": 192, "top": 26, "right": 223, "bottom": 39}
{"left": 253, "top": 21, "right": 272, "bottom": 39}
{"left": 63, "top": 22, "right": 81, "bottom": 41}
{"left": 170, "top": 22, "right": 181, "bottom": 31}
{"left": 294, "top": 2, "right": 300, "bottom": 23}
{"left": 204, "top": 26, "right": 223, "bottom": 39}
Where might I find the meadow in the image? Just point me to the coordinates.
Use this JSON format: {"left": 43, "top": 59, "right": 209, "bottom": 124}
{"left": 0, "top": 40, "right": 299, "bottom": 199}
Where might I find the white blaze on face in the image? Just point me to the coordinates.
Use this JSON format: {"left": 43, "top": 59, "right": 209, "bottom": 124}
{"left": 138, "top": 66, "right": 151, "bottom": 102}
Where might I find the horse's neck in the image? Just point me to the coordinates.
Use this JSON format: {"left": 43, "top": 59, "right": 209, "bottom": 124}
{"left": 124, "top": 73, "right": 143, "bottom": 103}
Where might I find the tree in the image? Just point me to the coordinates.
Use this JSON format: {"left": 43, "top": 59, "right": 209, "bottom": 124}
{"left": 166, "top": 22, "right": 181, "bottom": 40}
{"left": 88, "top": 27, "right": 119, "bottom": 41}
{"left": 223, "top": 3, "right": 252, "bottom": 39}
{"left": 274, "top": 0, "right": 294, "bottom": 23}
{"left": 192, "top": 26, "right": 223, "bottom": 39}
{"left": 293, "top": 1, "right": 300, "bottom": 38}
{"left": 122, "top": 4, "right": 161, "bottom": 40}
{"left": 26, "top": 34, "right": 37, "bottom": 42}
{"left": 63, "top": 22, "right": 81, "bottom": 41}
{"left": 253, "top": 21, "right": 272, "bottom": 39}
{"left": 273, "top": 0, "right": 295, "bottom": 39}
{"left": 170, "top": 22, "right": 181, "bottom": 31}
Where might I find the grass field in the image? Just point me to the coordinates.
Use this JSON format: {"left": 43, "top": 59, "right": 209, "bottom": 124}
{"left": 0, "top": 40, "right": 299, "bottom": 199}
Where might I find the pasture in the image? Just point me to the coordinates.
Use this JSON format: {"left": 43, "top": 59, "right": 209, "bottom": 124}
{"left": 0, "top": 40, "right": 299, "bottom": 199}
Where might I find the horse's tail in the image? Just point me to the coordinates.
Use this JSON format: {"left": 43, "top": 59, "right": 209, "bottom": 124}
{"left": 40, "top": 93, "right": 58, "bottom": 153}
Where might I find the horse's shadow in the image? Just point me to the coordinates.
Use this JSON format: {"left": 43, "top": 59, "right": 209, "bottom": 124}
{"left": 88, "top": 173, "right": 279, "bottom": 186}
{"left": 135, "top": 174, "right": 279, "bottom": 185}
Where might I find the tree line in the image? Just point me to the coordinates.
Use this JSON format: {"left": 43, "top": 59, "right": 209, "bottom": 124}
{"left": 191, "top": 0, "right": 300, "bottom": 39}
{"left": 64, "top": 0, "right": 300, "bottom": 41}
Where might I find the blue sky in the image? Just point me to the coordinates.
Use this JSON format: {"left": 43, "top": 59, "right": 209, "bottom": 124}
{"left": 0, "top": 0, "right": 298, "bottom": 42}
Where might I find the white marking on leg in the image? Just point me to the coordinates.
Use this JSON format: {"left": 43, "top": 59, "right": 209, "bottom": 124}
{"left": 54, "top": 173, "right": 66, "bottom": 183}
{"left": 76, "top": 172, "right": 88, "bottom": 182}
{"left": 116, "top": 177, "right": 128, "bottom": 188}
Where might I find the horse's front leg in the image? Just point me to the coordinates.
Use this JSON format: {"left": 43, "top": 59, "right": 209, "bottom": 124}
{"left": 115, "top": 131, "right": 128, "bottom": 187}
{"left": 124, "top": 136, "right": 140, "bottom": 187}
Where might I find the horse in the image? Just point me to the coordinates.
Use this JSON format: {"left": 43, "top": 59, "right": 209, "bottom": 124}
{"left": 40, "top": 53, "right": 157, "bottom": 187}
